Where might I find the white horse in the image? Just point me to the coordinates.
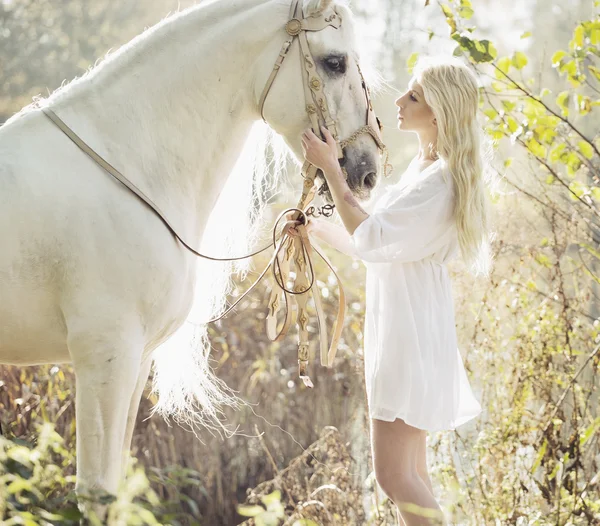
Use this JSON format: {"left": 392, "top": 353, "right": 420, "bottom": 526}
{"left": 0, "top": 0, "right": 381, "bottom": 505}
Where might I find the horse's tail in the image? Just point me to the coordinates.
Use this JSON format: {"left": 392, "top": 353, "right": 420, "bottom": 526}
{"left": 149, "top": 316, "right": 244, "bottom": 440}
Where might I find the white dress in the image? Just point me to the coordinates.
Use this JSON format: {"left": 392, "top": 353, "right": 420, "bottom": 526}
{"left": 348, "top": 157, "right": 482, "bottom": 431}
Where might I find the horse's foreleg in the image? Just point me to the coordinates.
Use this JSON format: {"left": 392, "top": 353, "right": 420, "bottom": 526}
{"left": 69, "top": 331, "right": 143, "bottom": 516}
{"left": 121, "top": 354, "right": 152, "bottom": 479}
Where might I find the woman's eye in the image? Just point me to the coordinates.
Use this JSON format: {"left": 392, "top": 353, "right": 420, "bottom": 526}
{"left": 410, "top": 94, "right": 417, "bottom": 102}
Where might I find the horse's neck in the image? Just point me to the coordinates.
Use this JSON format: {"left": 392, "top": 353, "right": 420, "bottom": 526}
{"left": 50, "top": 0, "right": 282, "bottom": 244}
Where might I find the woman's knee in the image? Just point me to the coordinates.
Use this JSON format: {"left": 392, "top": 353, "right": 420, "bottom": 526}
{"left": 375, "top": 469, "right": 418, "bottom": 502}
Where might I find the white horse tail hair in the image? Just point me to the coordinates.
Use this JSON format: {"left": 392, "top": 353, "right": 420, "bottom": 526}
{"left": 149, "top": 122, "right": 289, "bottom": 439}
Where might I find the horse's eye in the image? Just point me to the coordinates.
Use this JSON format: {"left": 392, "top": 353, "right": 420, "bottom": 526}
{"left": 324, "top": 56, "right": 346, "bottom": 74}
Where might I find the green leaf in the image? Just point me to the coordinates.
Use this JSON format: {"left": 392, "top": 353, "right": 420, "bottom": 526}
{"left": 497, "top": 56, "right": 511, "bottom": 75}
{"left": 453, "top": 45, "right": 464, "bottom": 57}
{"left": 261, "top": 490, "right": 282, "bottom": 506}
{"left": 523, "top": 98, "right": 546, "bottom": 118}
{"left": 520, "top": 31, "right": 532, "bottom": 39}
{"left": 504, "top": 157, "right": 513, "bottom": 168}
{"left": 483, "top": 108, "right": 498, "bottom": 120}
{"left": 580, "top": 417, "right": 600, "bottom": 447}
{"left": 526, "top": 279, "right": 537, "bottom": 290}
{"left": 501, "top": 99, "right": 516, "bottom": 112}
{"left": 407, "top": 52, "right": 419, "bottom": 74}
{"left": 480, "top": 39, "right": 497, "bottom": 61}
{"left": 570, "top": 24, "right": 585, "bottom": 49}
{"left": 576, "top": 94, "right": 592, "bottom": 115}
{"left": 569, "top": 180, "right": 588, "bottom": 199}
{"left": 556, "top": 91, "right": 570, "bottom": 116}
{"left": 441, "top": 3, "right": 453, "bottom": 18}
{"left": 579, "top": 140, "right": 594, "bottom": 159}
{"left": 591, "top": 187, "right": 600, "bottom": 202}
{"left": 506, "top": 116, "right": 519, "bottom": 133}
{"left": 458, "top": 5, "right": 474, "bottom": 18}
{"left": 237, "top": 504, "right": 266, "bottom": 517}
{"left": 551, "top": 50, "right": 567, "bottom": 68}
{"left": 535, "top": 253, "right": 553, "bottom": 268}
{"left": 535, "top": 125, "right": 556, "bottom": 144}
{"left": 549, "top": 143, "right": 566, "bottom": 163}
{"left": 512, "top": 51, "right": 528, "bottom": 69}
{"left": 581, "top": 242, "right": 600, "bottom": 261}
{"left": 566, "top": 153, "right": 582, "bottom": 177}
{"left": 8, "top": 478, "right": 33, "bottom": 494}
{"left": 530, "top": 438, "right": 548, "bottom": 475}
{"left": 588, "top": 65, "right": 600, "bottom": 82}
{"left": 486, "top": 128, "right": 505, "bottom": 141}
{"left": 527, "top": 138, "right": 547, "bottom": 159}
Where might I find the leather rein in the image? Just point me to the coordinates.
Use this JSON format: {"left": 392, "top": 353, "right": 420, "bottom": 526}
{"left": 40, "top": 0, "right": 392, "bottom": 388}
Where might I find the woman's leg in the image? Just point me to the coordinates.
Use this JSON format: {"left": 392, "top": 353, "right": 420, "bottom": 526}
{"left": 371, "top": 418, "right": 447, "bottom": 526}
{"left": 416, "top": 433, "right": 435, "bottom": 495}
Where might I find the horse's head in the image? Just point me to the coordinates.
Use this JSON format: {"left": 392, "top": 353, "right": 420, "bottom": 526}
{"left": 257, "top": 0, "right": 383, "bottom": 202}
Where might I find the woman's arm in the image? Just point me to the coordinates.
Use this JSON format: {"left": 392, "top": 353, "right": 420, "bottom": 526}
{"left": 301, "top": 127, "right": 370, "bottom": 235}
{"left": 309, "top": 218, "right": 358, "bottom": 257}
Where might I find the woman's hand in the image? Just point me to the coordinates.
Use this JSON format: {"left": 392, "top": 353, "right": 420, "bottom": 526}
{"left": 301, "top": 126, "right": 340, "bottom": 175}
{"left": 284, "top": 211, "right": 318, "bottom": 238}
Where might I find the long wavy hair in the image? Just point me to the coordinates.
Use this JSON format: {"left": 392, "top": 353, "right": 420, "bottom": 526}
{"left": 414, "top": 56, "right": 496, "bottom": 277}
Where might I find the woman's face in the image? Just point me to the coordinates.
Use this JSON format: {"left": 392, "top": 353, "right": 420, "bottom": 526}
{"left": 395, "top": 78, "right": 436, "bottom": 133}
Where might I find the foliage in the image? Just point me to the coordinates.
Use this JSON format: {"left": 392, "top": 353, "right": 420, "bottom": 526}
{"left": 409, "top": 0, "right": 600, "bottom": 523}
{"left": 1, "top": 423, "right": 156, "bottom": 525}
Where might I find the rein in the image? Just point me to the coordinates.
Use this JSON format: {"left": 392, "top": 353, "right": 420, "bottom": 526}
{"left": 40, "top": 0, "right": 392, "bottom": 388}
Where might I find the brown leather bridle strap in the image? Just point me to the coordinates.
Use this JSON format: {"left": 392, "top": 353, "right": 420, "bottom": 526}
{"left": 258, "top": 0, "right": 341, "bottom": 125}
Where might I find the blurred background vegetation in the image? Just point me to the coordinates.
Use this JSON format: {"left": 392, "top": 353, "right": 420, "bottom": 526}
{"left": 1, "top": 0, "right": 599, "bottom": 524}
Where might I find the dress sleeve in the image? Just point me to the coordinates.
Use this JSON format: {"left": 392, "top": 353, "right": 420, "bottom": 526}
{"left": 349, "top": 169, "right": 455, "bottom": 263}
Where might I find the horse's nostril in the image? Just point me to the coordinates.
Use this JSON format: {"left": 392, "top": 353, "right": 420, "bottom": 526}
{"left": 362, "top": 171, "right": 377, "bottom": 189}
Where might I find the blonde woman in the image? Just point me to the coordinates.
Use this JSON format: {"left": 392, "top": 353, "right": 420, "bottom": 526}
{"left": 289, "top": 57, "right": 492, "bottom": 525}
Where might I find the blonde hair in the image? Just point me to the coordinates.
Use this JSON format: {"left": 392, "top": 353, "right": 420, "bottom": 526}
{"left": 414, "top": 56, "right": 495, "bottom": 278}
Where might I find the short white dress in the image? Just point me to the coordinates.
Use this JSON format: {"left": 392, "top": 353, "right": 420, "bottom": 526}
{"left": 348, "top": 157, "right": 482, "bottom": 431}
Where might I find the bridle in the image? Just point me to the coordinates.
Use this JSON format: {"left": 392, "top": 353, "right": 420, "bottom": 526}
{"left": 39, "top": 0, "right": 393, "bottom": 389}
{"left": 258, "top": 0, "right": 391, "bottom": 188}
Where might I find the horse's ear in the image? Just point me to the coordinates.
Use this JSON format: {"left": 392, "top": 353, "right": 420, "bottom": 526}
{"left": 302, "top": 0, "right": 334, "bottom": 17}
